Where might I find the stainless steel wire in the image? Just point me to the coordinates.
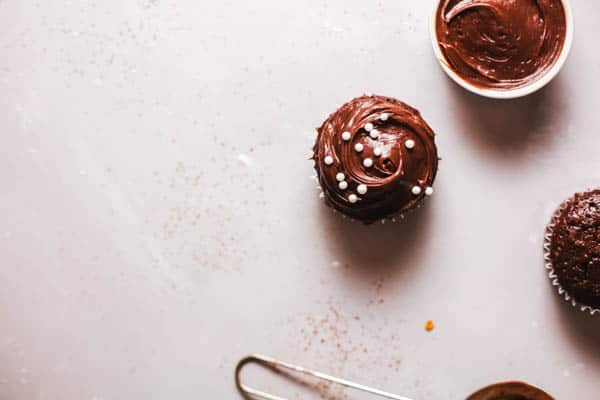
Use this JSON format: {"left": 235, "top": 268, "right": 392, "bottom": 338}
{"left": 235, "top": 354, "right": 415, "bottom": 400}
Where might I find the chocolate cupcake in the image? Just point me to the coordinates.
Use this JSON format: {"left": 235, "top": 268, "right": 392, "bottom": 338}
{"left": 544, "top": 190, "right": 600, "bottom": 316}
{"left": 467, "top": 381, "right": 553, "bottom": 400}
{"left": 312, "top": 95, "right": 439, "bottom": 224}
{"left": 434, "top": 0, "right": 570, "bottom": 93}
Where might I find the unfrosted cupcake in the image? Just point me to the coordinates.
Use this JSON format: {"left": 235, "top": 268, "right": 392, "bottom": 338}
{"left": 544, "top": 189, "right": 600, "bottom": 316}
{"left": 312, "top": 95, "right": 439, "bottom": 224}
{"left": 467, "top": 381, "right": 553, "bottom": 400}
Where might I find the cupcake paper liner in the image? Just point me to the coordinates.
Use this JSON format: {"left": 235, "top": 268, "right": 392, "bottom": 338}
{"left": 543, "top": 197, "right": 600, "bottom": 317}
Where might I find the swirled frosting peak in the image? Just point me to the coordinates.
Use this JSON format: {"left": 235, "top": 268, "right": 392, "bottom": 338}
{"left": 435, "top": 0, "right": 567, "bottom": 90}
{"left": 312, "top": 95, "right": 439, "bottom": 224}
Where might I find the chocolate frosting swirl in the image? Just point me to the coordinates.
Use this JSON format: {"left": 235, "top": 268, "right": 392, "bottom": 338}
{"left": 466, "top": 382, "right": 554, "bottom": 400}
{"left": 548, "top": 190, "right": 600, "bottom": 309}
{"left": 435, "top": 0, "right": 567, "bottom": 90}
{"left": 313, "top": 95, "right": 439, "bottom": 224}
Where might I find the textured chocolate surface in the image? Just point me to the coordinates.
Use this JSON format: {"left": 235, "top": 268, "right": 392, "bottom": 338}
{"left": 548, "top": 190, "right": 600, "bottom": 309}
{"left": 312, "top": 95, "right": 438, "bottom": 224}
{"left": 466, "top": 381, "right": 554, "bottom": 400}
{"left": 435, "top": 0, "right": 567, "bottom": 90}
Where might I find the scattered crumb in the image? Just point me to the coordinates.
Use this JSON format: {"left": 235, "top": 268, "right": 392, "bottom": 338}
{"left": 425, "top": 320, "right": 435, "bottom": 332}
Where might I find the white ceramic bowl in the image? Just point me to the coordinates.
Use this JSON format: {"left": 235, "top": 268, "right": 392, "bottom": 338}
{"left": 430, "top": 0, "right": 574, "bottom": 99}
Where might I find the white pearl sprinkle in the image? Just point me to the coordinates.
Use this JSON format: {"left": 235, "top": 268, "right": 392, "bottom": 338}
{"left": 338, "top": 181, "right": 348, "bottom": 190}
{"left": 357, "top": 184, "right": 368, "bottom": 195}
{"left": 342, "top": 131, "right": 351, "bottom": 141}
{"left": 425, "top": 186, "right": 434, "bottom": 196}
{"left": 373, "top": 147, "right": 383, "bottom": 157}
{"left": 354, "top": 143, "right": 364, "bottom": 152}
{"left": 364, "top": 123, "right": 374, "bottom": 132}
{"left": 363, "top": 158, "right": 373, "bottom": 168}
{"left": 324, "top": 156, "right": 334, "bottom": 165}
{"left": 380, "top": 113, "right": 389, "bottom": 121}
{"left": 412, "top": 186, "right": 422, "bottom": 195}
{"left": 336, "top": 172, "right": 345, "bottom": 182}
{"left": 348, "top": 194, "right": 358, "bottom": 203}
{"left": 369, "top": 129, "right": 380, "bottom": 139}
{"left": 405, "top": 139, "right": 415, "bottom": 149}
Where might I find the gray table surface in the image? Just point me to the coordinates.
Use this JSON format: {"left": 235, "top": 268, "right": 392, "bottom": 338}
{"left": 1, "top": 1, "right": 600, "bottom": 399}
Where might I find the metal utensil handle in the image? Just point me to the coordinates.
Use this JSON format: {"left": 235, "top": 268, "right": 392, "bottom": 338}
{"left": 235, "top": 354, "right": 415, "bottom": 400}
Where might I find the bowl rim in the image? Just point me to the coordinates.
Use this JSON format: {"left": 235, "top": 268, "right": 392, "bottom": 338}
{"left": 429, "top": 0, "right": 574, "bottom": 99}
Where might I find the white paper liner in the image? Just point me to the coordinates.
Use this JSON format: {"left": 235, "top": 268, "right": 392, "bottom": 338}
{"left": 543, "top": 196, "right": 600, "bottom": 317}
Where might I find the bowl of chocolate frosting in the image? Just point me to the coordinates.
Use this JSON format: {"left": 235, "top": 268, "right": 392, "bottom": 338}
{"left": 431, "top": 0, "right": 573, "bottom": 99}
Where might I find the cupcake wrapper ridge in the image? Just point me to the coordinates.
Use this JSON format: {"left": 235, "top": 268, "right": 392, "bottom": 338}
{"left": 544, "top": 199, "right": 600, "bottom": 317}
